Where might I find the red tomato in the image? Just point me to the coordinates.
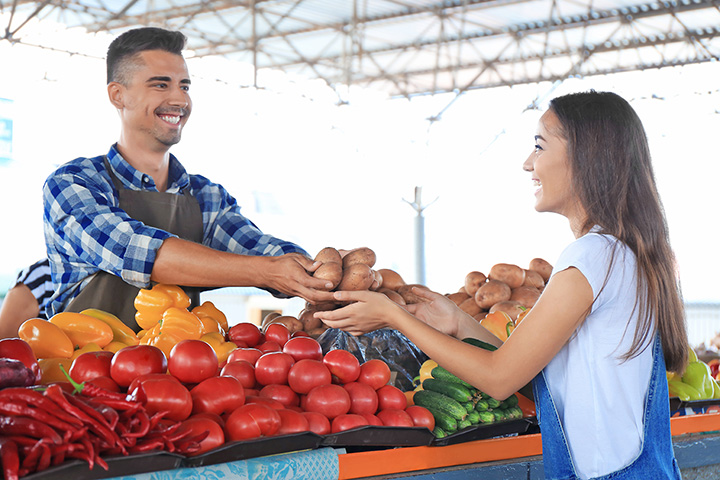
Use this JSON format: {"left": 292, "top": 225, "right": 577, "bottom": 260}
{"left": 86, "top": 375, "right": 120, "bottom": 393}
{"left": 227, "top": 323, "right": 264, "bottom": 347}
{"left": 245, "top": 388, "right": 260, "bottom": 397}
{"left": 322, "top": 349, "right": 360, "bottom": 384}
{"left": 343, "top": 382, "right": 379, "bottom": 415}
{"left": 254, "top": 352, "right": 295, "bottom": 386}
{"left": 405, "top": 405, "right": 435, "bottom": 430}
{"left": 264, "top": 323, "right": 290, "bottom": 347}
{"left": 287, "top": 359, "right": 331, "bottom": 395}
{"left": 225, "top": 410, "right": 262, "bottom": 441}
{"left": 227, "top": 348, "right": 263, "bottom": 366}
{"left": 110, "top": 345, "right": 167, "bottom": 387}
{"left": 233, "top": 403, "right": 281, "bottom": 436}
{"left": 302, "top": 411, "right": 331, "bottom": 435}
{"left": 0, "top": 338, "right": 40, "bottom": 383}
{"left": 357, "top": 359, "right": 391, "bottom": 390}
{"left": 192, "top": 412, "right": 225, "bottom": 428}
{"left": 291, "top": 330, "right": 311, "bottom": 338}
{"left": 178, "top": 416, "right": 225, "bottom": 455}
{"left": 256, "top": 341, "right": 282, "bottom": 354}
{"left": 245, "top": 395, "right": 285, "bottom": 410}
{"left": 331, "top": 414, "right": 369, "bottom": 433}
{"left": 191, "top": 375, "right": 246, "bottom": 416}
{"left": 168, "top": 340, "right": 218, "bottom": 384}
{"left": 361, "top": 413, "right": 383, "bottom": 426}
{"left": 275, "top": 408, "right": 310, "bottom": 435}
{"left": 376, "top": 384, "right": 407, "bottom": 411}
{"left": 69, "top": 350, "right": 114, "bottom": 383}
{"left": 304, "top": 384, "right": 351, "bottom": 420}
{"left": 129, "top": 376, "right": 192, "bottom": 421}
{"left": 282, "top": 336, "right": 323, "bottom": 362}
{"left": 128, "top": 373, "right": 172, "bottom": 394}
{"left": 260, "top": 384, "right": 299, "bottom": 408}
{"left": 376, "top": 408, "right": 414, "bottom": 427}
{"left": 220, "top": 360, "right": 256, "bottom": 389}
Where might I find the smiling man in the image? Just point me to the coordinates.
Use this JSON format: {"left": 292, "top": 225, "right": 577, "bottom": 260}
{"left": 42, "top": 27, "right": 333, "bottom": 329}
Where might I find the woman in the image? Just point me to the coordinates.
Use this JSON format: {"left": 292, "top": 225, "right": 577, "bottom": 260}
{"left": 315, "top": 91, "right": 687, "bottom": 479}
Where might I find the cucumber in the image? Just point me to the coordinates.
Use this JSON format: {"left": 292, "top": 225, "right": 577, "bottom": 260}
{"left": 492, "top": 410, "right": 507, "bottom": 422}
{"left": 462, "top": 337, "right": 499, "bottom": 351}
{"left": 422, "top": 378, "right": 475, "bottom": 403}
{"left": 425, "top": 407, "right": 458, "bottom": 433}
{"left": 501, "top": 394, "right": 519, "bottom": 409}
{"left": 432, "top": 426, "right": 448, "bottom": 438}
{"left": 466, "top": 410, "right": 480, "bottom": 425}
{"left": 475, "top": 399, "right": 489, "bottom": 412}
{"left": 413, "top": 389, "right": 468, "bottom": 421}
{"left": 458, "top": 418, "right": 472, "bottom": 430}
{"left": 463, "top": 401, "right": 475, "bottom": 413}
{"left": 477, "top": 411, "right": 495, "bottom": 424}
{"left": 430, "top": 365, "right": 474, "bottom": 389}
{"left": 506, "top": 406, "right": 523, "bottom": 420}
{"left": 486, "top": 397, "right": 502, "bottom": 409}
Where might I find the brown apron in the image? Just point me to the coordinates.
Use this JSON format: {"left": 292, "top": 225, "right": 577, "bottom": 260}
{"left": 65, "top": 156, "right": 204, "bottom": 332}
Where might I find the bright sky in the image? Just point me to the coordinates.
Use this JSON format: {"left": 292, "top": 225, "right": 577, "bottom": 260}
{"left": 1, "top": 22, "right": 718, "bottom": 303}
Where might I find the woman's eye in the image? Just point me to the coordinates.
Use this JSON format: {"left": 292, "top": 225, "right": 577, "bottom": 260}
{"left": 534, "top": 144, "right": 542, "bottom": 152}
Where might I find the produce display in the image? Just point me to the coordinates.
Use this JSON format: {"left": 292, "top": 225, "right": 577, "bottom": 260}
{"left": 667, "top": 348, "right": 720, "bottom": 401}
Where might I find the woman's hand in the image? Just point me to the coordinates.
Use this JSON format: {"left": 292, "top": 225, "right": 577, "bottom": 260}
{"left": 404, "top": 287, "right": 466, "bottom": 337}
{"left": 313, "top": 290, "right": 408, "bottom": 336}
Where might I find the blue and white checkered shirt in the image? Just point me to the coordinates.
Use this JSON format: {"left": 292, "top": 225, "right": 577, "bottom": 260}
{"left": 43, "top": 144, "right": 307, "bottom": 316}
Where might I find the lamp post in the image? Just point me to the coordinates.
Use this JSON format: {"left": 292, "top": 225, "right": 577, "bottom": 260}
{"left": 404, "top": 186, "right": 437, "bottom": 285}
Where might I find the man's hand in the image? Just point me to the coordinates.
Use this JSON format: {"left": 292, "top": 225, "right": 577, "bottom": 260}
{"left": 260, "top": 253, "right": 336, "bottom": 304}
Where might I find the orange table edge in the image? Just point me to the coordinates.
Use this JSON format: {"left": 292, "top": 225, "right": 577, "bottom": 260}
{"left": 337, "top": 412, "right": 720, "bottom": 479}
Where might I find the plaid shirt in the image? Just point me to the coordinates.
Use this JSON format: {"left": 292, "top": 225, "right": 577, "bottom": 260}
{"left": 43, "top": 144, "right": 306, "bottom": 316}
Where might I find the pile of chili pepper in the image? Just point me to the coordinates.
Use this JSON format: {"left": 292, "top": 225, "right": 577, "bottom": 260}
{"left": 0, "top": 382, "right": 207, "bottom": 480}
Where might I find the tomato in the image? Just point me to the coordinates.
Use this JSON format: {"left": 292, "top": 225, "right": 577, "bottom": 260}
{"left": 256, "top": 341, "right": 282, "bottom": 354}
{"left": 227, "top": 348, "right": 263, "bottom": 366}
{"left": 357, "top": 359, "right": 391, "bottom": 390}
{"left": 168, "top": 339, "right": 218, "bottom": 384}
{"left": 245, "top": 395, "right": 285, "bottom": 410}
{"left": 331, "top": 414, "right": 369, "bottom": 433}
{"left": 376, "top": 384, "right": 407, "bottom": 411}
{"left": 245, "top": 388, "right": 260, "bottom": 397}
{"left": 220, "top": 360, "right": 256, "bottom": 389}
{"left": 322, "top": 349, "right": 360, "bottom": 384}
{"left": 192, "top": 412, "right": 225, "bottom": 428}
{"left": 291, "top": 330, "right": 311, "bottom": 338}
{"left": 287, "top": 359, "right": 331, "bottom": 395}
{"left": 128, "top": 373, "right": 172, "bottom": 394}
{"left": 282, "top": 337, "right": 323, "bottom": 362}
{"left": 86, "top": 375, "right": 121, "bottom": 393}
{"left": 264, "top": 323, "right": 290, "bottom": 347}
{"left": 129, "top": 376, "right": 192, "bottom": 421}
{"left": 343, "top": 382, "right": 379, "bottom": 415}
{"left": 178, "top": 416, "right": 225, "bottom": 456}
{"left": 110, "top": 345, "right": 167, "bottom": 387}
{"left": 361, "top": 413, "right": 383, "bottom": 426}
{"left": 405, "top": 405, "right": 435, "bottom": 430}
{"left": 259, "top": 384, "right": 299, "bottom": 408}
{"left": 225, "top": 410, "right": 262, "bottom": 441}
{"left": 0, "top": 338, "right": 40, "bottom": 383}
{"left": 275, "top": 408, "right": 310, "bottom": 435}
{"left": 227, "top": 323, "right": 264, "bottom": 347}
{"left": 191, "top": 375, "right": 245, "bottom": 416}
{"left": 376, "top": 408, "right": 414, "bottom": 427}
{"left": 68, "top": 350, "right": 114, "bottom": 384}
{"left": 302, "top": 411, "right": 331, "bottom": 435}
{"left": 233, "top": 403, "right": 281, "bottom": 436}
{"left": 304, "top": 384, "right": 351, "bottom": 420}
{"left": 254, "top": 352, "right": 295, "bottom": 386}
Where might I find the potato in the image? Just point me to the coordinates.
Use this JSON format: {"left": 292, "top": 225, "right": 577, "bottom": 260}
{"left": 489, "top": 300, "right": 525, "bottom": 321}
{"left": 370, "top": 270, "right": 383, "bottom": 291}
{"left": 473, "top": 312, "right": 488, "bottom": 323}
{"left": 376, "top": 268, "right": 406, "bottom": 291}
{"left": 446, "top": 291, "right": 470, "bottom": 306}
{"left": 313, "top": 261, "right": 343, "bottom": 290}
{"left": 397, "top": 284, "right": 430, "bottom": 304}
{"left": 488, "top": 263, "right": 525, "bottom": 289}
{"left": 380, "top": 288, "right": 406, "bottom": 305}
{"left": 312, "top": 301, "right": 342, "bottom": 311}
{"left": 522, "top": 269, "right": 545, "bottom": 289}
{"left": 459, "top": 297, "right": 482, "bottom": 317}
{"left": 298, "top": 308, "right": 322, "bottom": 331}
{"left": 510, "top": 286, "right": 541, "bottom": 309}
{"left": 262, "top": 311, "right": 282, "bottom": 328}
{"left": 464, "top": 271, "right": 487, "bottom": 297}
{"left": 342, "top": 247, "right": 377, "bottom": 269}
{"left": 263, "top": 315, "right": 303, "bottom": 334}
{"left": 474, "top": 279, "right": 512, "bottom": 309}
{"left": 529, "top": 258, "right": 553, "bottom": 282}
{"left": 307, "top": 326, "right": 329, "bottom": 339}
{"left": 337, "top": 263, "right": 374, "bottom": 291}
{"left": 314, "top": 247, "right": 342, "bottom": 265}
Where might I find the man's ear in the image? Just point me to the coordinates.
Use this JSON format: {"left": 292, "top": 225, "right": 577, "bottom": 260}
{"left": 108, "top": 82, "right": 124, "bottom": 109}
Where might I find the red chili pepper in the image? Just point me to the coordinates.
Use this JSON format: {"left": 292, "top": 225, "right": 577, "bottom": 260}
{"left": 20, "top": 441, "right": 44, "bottom": 473}
{"left": 0, "top": 388, "right": 83, "bottom": 427}
{"left": 128, "top": 437, "right": 165, "bottom": 453}
{"left": 86, "top": 399, "right": 120, "bottom": 430}
{"left": 0, "top": 416, "right": 62, "bottom": 444}
{"left": 91, "top": 396, "right": 142, "bottom": 413}
{"left": 0, "top": 400, "right": 75, "bottom": 442}
{"left": 0, "top": 438, "right": 19, "bottom": 480}
{"left": 36, "top": 443, "right": 52, "bottom": 472}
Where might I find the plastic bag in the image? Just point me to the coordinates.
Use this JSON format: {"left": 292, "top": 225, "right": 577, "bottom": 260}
{"left": 317, "top": 328, "right": 429, "bottom": 391}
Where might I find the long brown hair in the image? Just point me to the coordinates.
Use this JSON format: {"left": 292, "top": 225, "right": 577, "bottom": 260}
{"left": 549, "top": 91, "right": 688, "bottom": 374}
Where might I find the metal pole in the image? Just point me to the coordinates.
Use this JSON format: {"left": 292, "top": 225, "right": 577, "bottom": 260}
{"left": 404, "top": 186, "right": 437, "bottom": 285}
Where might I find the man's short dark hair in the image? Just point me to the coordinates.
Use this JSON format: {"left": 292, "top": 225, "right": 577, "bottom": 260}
{"left": 106, "top": 27, "right": 187, "bottom": 85}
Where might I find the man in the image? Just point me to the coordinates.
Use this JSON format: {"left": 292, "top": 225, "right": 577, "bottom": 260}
{"left": 43, "top": 27, "right": 333, "bottom": 330}
{"left": 0, "top": 259, "right": 52, "bottom": 338}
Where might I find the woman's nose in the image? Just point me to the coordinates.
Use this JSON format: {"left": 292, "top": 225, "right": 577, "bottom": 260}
{"left": 522, "top": 153, "right": 534, "bottom": 172}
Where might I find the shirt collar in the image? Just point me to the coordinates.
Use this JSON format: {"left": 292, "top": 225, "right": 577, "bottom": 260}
{"left": 106, "top": 144, "right": 190, "bottom": 193}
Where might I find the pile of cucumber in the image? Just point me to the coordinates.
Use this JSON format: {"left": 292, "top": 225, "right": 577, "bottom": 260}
{"left": 413, "top": 338, "right": 524, "bottom": 438}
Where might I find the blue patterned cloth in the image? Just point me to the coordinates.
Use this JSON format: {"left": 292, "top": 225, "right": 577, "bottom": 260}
{"left": 107, "top": 448, "right": 340, "bottom": 480}
{"left": 42, "top": 144, "right": 307, "bottom": 316}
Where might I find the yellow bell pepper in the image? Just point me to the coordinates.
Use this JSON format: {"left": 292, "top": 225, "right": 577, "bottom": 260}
{"left": 104, "top": 341, "right": 130, "bottom": 353}
{"left": 18, "top": 318, "right": 74, "bottom": 359}
{"left": 418, "top": 359, "right": 438, "bottom": 385}
{"left": 668, "top": 379, "right": 703, "bottom": 401}
{"left": 48, "top": 311, "right": 114, "bottom": 348}
{"left": 200, "top": 332, "right": 238, "bottom": 365}
{"left": 197, "top": 315, "right": 221, "bottom": 335}
{"left": 134, "top": 286, "right": 174, "bottom": 330}
{"left": 71, "top": 342, "right": 103, "bottom": 360}
{"left": 193, "top": 301, "right": 229, "bottom": 335}
{"left": 153, "top": 284, "right": 191, "bottom": 310}
{"left": 145, "top": 331, "right": 184, "bottom": 359}
{"left": 38, "top": 357, "right": 73, "bottom": 384}
{"left": 81, "top": 308, "right": 139, "bottom": 346}
{"left": 159, "top": 307, "right": 204, "bottom": 340}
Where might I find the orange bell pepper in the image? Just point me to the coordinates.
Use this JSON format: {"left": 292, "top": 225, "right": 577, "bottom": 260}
{"left": 200, "top": 332, "right": 237, "bottom": 366}
{"left": 144, "top": 331, "right": 184, "bottom": 359}
{"left": 18, "top": 318, "right": 74, "bottom": 359}
{"left": 103, "top": 341, "right": 130, "bottom": 353}
{"left": 153, "top": 284, "right": 191, "bottom": 310}
{"left": 38, "top": 357, "right": 73, "bottom": 384}
{"left": 134, "top": 286, "right": 174, "bottom": 330}
{"left": 71, "top": 342, "right": 103, "bottom": 360}
{"left": 480, "top": 311, "right": 513, "bottom": 342}
{"left": 197, "top": 315, "right": 221, "bottom": 335}
{"left": 48, "top": 312, "right": 114, "bottom": 348}
{"left": 160, "top": 307, "right": 204, "bottom": 340}
{"left": 193, "top": 301, "right": 228, "bottom": 335}
{"left": 81, "top": 308, "right": 139, "bottom": 346}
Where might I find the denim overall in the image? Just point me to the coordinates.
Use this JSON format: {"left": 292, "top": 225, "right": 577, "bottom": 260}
{"left": 533, "top": 335, "right": 681, "bottom": 479}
